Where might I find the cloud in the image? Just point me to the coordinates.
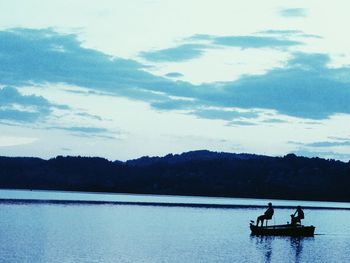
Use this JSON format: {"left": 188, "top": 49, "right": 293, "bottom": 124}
{"left": 151, "top": 99, "right": 261, "bottom": 121}
{"left": 0, "top": 29, "right": 154, "bottom": 90}
{"left": 0, "top": 85, "right": 108, "bottom": 139}
{"left": 173, "top": 52, "right": 350, "bottom": 120}
{"left": 188, "top": 34, "right": 302, "bottom": 49}
{"left": 202, "top": 52, "right": 350, "bottom": 119}
{"left": 76, "top": 112, "right": 103, "bottom": 121}
{"left": 228, "top": 120, "right": 256, "bottom": 126}
{"left": 140, "top": 34, "right": 302, "bottom": 63}
{"left": 59, "top": 126, "right": 109, "bottom": 134}
{"left": 289, "top": 139, "right": 350, "bottom": 161}
{"left": 2, "top": 28, "right": 350, "bottom": 121}
{"left": 192, "top": 109, "right": 259, "bottom": 121}
{"left": 0, "top": 86, "right": 55, "bottom": 122}
{"left": 261, "top": 118, "right": 287, "bottom": 124}
{"left": 305, "top": 140, "right": 350, "bottom": 147}
{"left": 49, "top": 126, "right": 117, "bottom": 139}
{"left": 258, "top": 29, "right": 303, "bottom": 35}
{"left": 151, "top": 99, "right": 195, "bottom": 111}
{"left": 210, "top": 35, "right": 301, "bottom": 48}
{"left": 293, "top": 149, "right": 350, "bottom": 161}
{"left": 165, "top": 72, "right": 184, "bottom": 78}
{"left": 140, "top": 44, "right": 206, "bottom": 62}
{"left": 0, "top": 136, "right": 38, "bottom": 147}
{"left": 257, "top": 29, "right": 322, "bottom": 39}
{"left": 0, "top": 86, "right": 51, "bottom": 107}
{"left": 279, "top": 8, "right": 307, "bottom": 17}
{"left": 61, "top": 147, "right": 72, "bottom": 152}
{"left": 0, "top": 28, "right": 195, "bottom": 102}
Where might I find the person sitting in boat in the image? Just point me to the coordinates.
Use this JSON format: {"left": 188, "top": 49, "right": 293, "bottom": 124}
{"left": 291, "top": 206, "right": 304, "bottom": 225}
{"left": 256, "top": 202, "right": 274, "bottom": 227}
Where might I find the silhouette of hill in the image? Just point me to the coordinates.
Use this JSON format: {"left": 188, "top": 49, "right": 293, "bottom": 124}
{"left": 0, "top": 151, "right": 349, "bottom": 201}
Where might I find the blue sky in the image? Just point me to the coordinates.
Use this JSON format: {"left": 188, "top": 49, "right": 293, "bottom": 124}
{"left": 1, "top": 0, "right": 350, "bottom": 161}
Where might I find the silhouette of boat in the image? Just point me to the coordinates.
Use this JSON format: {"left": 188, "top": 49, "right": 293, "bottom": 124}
{"left": 250, "top": 223, "right": 315, "bottom": 236}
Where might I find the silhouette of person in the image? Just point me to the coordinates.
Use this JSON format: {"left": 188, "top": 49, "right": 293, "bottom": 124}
{"left": 291, "top": 206, "right": 304, "bottom": 225}
{"left": 256, "top": 202, "right": 274, "bottom": 227}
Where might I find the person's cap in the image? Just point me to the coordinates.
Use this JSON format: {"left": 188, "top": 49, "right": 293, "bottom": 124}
{"left": 268, "top": 202, "right": 272, "bottom": 206}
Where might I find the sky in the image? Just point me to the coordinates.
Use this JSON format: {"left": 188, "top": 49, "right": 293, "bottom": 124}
{"left": 0, "top": 0, "right": 350, "bottom": 161}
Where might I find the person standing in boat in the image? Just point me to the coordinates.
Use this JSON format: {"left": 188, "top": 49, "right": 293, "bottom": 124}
{"left": 256, "top": 202, "right": 274, "bottom": 227}
{"left": 291, "top": 206, "right": 304, "bottom": 225}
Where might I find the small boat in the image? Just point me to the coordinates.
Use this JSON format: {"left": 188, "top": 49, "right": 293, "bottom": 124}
{"left": 250, "top": 223, "right": 315, "bottom": 237}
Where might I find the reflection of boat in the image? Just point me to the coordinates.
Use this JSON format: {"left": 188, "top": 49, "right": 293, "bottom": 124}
{"left": 250, "top": 223, "right": 315, "bottom": 237}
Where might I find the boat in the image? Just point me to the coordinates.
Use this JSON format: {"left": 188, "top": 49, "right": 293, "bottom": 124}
{"left": 250, "top": 223, "right": 315, "bottom": 237}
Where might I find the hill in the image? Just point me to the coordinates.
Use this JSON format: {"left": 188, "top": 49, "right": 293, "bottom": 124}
{"left": 0, "top": 151, "right": 349, "bottom": 201}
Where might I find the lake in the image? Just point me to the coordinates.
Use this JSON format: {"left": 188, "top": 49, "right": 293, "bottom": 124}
{"left": 1, "top": 190, "right": 350, "bottom": 262}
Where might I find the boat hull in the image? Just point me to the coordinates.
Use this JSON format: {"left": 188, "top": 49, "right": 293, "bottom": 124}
{"left": 250, "top": 223, "right": 315, "bottom": 237}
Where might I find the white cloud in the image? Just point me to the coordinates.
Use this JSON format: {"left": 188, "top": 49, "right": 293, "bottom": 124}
{"left": 141, "top": 47, "right": 290, "bottom": 84}
{"left": 0, "top": 136, "right": 37, "bottom": 147}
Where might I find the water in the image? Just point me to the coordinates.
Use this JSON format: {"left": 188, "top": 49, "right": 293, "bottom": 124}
{"left": 0, "top": 190, "right": 350, "bottom": 262}
{"left": 1, "top": 189, "right": 350, "bottom": 209}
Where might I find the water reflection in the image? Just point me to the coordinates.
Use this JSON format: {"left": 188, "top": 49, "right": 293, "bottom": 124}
{"left": 250, "top": 235, "right": 314, "bottom": 262}
{"left": 250, "top": 235, "right": 274, "bottom": 262}
{"left": 291, "top": 237, "right": 303, "bottom": 262}
{"left": 290, "top": 236, "right": 313, "bottom": 263}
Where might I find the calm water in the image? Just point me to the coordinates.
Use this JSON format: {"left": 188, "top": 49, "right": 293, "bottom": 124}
{"left": 1, "top": 190, "right": 350, "bottom": 262}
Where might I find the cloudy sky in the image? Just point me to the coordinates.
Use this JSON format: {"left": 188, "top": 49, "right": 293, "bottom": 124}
{"left": 1, "top": 0, "right": 350, "bottom": 161}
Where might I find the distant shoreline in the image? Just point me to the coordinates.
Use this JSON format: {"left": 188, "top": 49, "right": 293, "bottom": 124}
{"left": 1, "top": 187, "right": 350, "bottom": 204}
{"left": 1, "top": 198, "right": 350, "bottom": 211}
{"left": 1, "top": 152, "right": 350, "bottom": 202}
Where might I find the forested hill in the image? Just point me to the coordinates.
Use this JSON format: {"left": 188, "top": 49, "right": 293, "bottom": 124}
{"left": 1, "top": 150, "right": 349, "bottom": 202}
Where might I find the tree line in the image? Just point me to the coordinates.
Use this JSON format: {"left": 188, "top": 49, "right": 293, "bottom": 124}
{"left": 0, "top": 150, "right": 349, "bottom": 201}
